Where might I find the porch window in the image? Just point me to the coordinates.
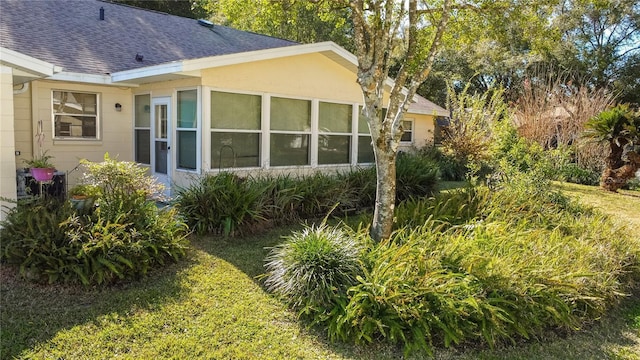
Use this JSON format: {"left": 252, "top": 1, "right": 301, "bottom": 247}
{"left": 134, "top": 94, "right": 151, "bottom": 164}
{"left": 177, "top": 90, "right": 197, "bottom": 170}
{"left": 357, "top": 107, "right": 375, "bottom": 163}
{"left": 53, "top": 91, "right": 98, "bottom": 139}
{"left": 270, "top": 97, "right": 311, "bottom": 166}
{"left": 211, "top": 91, "right": 261, "bottom": 168}
{"left": 318, "top": 102, "right": 351, "bottom": 165}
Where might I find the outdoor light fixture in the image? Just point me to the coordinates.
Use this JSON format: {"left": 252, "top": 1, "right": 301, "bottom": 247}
{"left": 115, "top": 103, "right": 122, "bottom": 111}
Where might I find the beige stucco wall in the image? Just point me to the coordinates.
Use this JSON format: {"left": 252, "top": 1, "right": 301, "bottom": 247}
{"left": 13, "top": 86, "right": 33, "bottom": 164}
{"left": 201, "top": 53, "right": 363, "bottom": 102}
{"left": 400, "top": 113, "right": 436, "bottom": 151}
{"left": 25, "top": 80, "right": 133, "bottom": 185}
{"left": 1, "top": 66, "right": 17, "bottom": 221}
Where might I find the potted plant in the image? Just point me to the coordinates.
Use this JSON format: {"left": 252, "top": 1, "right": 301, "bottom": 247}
{"left": 25, "top": 151, "right": 56, "bottom": 182}
{"left": 68, "top": 184, "right": 99, "bottom": 211}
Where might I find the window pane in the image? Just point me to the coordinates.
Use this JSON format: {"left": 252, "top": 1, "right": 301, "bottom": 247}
{"left": 177, "top": 131, "right": 197, "bottom": 170}
{"left": 155, "top": 141, "right": 168, "bottom": 174}
{"left": 135, "top": 129, "right": 150, "bottom": 164}
{"left": 55, "top": 115, "right": 96, "bottom": 137}
{"left": 53, "top": 91, "right": 96, "bottom": 115}
{"left": 319, "top": 102, "right": 351, "bottom": 133}
{"left": 270, "top": 134, "right": 309, "bottom": 166}
{"left": 318, "top": 135, "right": 350, "bottom": 165}
{"left": 358, "top": 108, "right": 369, "bottom": 134}
{"left": 270, "top": 97, "right": 310, "bottom": 131}
{"left": 135, "top": 94, "right": 150, "bottom": 127}
{"left": 177, "top": 90, "right": 197, "bottom": 128}
{"left": 211, "top": 132, "right": 260, "bottom": 168}
{"left": 358, "top": 135, "right": 375, "bottom": 163}
{"left": 211, "top": 91, "right": 261, "bottom": 130}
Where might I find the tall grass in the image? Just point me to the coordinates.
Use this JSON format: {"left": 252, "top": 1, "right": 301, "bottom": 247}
{"left": 267, "top": 174, "right": 640, "bottom": 355}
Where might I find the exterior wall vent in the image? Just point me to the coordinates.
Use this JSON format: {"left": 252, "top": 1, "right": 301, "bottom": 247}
{"left": 197, "top": 19, "right": 214, "bottom": 28}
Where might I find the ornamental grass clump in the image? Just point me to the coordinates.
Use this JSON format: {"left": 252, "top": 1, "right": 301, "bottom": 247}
{"left": 263, "top": 224, "right": 364, "bottom": 322}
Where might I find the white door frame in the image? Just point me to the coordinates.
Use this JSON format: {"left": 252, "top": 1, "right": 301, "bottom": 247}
{"left": 151, "top": 97, "right": 172, "bottom": 195}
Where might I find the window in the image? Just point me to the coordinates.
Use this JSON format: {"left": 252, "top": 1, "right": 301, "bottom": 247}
{"left": 357, "top": 107, "right": 375, "bottom": 163}
{"left": 400, "top": 119, "right": 413, "bottom": 143}
{"left": 211, "top": 91, "right": 261, "bottom": 168}
{"left": 270, "top": 97, "right": 311, "bottom": 166}
{"left": 134, "top": 94, "right": 151, "bottom": 164}
{"left": 53, "top": 91, "right": 98, "bottom": 139}
{"left": 318, "top": 102, "right": 351, "bottom": 165}
{"left": 177, "top": 90, "right": 198, "bottom": 170}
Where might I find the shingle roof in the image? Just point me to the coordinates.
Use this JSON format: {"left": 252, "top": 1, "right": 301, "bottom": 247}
{"left": 0, "top": 0, "right": 297, "bottom": 75}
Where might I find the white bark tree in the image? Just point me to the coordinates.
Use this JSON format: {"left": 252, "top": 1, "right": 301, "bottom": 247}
{"left": 347, "top": 0, "right": 459, "bottom": 241}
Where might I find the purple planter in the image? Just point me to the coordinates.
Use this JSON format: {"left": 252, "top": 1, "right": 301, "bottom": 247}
{"left": 30, "top": 167, "right": 55, "bottom": 182}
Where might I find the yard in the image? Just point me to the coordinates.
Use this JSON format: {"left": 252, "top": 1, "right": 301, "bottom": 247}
{"left": 1, "top": 182, "right": 639, "bottom": 359}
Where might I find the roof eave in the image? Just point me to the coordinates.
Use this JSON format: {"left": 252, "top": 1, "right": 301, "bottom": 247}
{"left": 0, "top": 47, "right": 61, "bottom": 83}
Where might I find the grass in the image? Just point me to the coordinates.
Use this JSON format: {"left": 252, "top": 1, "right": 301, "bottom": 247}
{"left": 1, "top": 183, "right": 639, "bottom": 359}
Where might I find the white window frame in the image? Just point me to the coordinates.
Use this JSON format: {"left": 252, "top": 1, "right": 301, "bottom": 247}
{"left": 205, "top": 88, "right": 374, "bottom": 171}
{"left": 133, "top": 92, "right": 151, "bottom": 165}
{"left": 210, "top": 89, "right": 263, "bottom": 171}
{"left": 52, "top": 90, "right": 100, "bottom": 140}
{"left": 269, "top": 95, "right": 313, "bottom": 168}
{"left": 400, "top": 119, "right": 414, "bottom": 144}
{"left": 316, "top": 100, "right": 354, "bottom": 166}
{"left": 175, "top": 87, "right": 201, "bottom": 173}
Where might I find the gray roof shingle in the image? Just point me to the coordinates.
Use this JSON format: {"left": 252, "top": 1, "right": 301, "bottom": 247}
{"left": 0, "top": 0, "right": 297, "bottom": 74}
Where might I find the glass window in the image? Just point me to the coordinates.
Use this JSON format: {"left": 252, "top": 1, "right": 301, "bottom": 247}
{"left": 134, "top": 95, "right": 151, "bottom": 164}
{"left": 270, "top": 97, "right": 310, "bottom": 131}
{"left": 401, "top": 120, "right": 413, "bottom": 143}
{"left": 318, "top": 135, "right": 350, "bottom": 165}
{"left": 135, "top": 129, "right": 150, "bottom": 164}
{"left": 211, "top": 91, "right": 262, "bottom": 169}
{"left": 177, "top": 90, "right": 197, "bottom": 128}
{"left": 318, "top": 102, "right": 352, "bottom": 164}
{"left": 53, "top": 91, "right": 99, "bottom": 139}
{"left": 319, "top": 102, "right": 351, "bottom": 133}
{"left": 211, "top": 91, "right": 260, "bottom": 130}
{"left": 271, "top": 134, "right": 310, "bottom": 166}
{"left": 357, "top": 135, "right": 375, "bottom": 163}
{"left": 211, "top": 132, "right": 260, "bottom": 169}
{"left": 270, "top": 97, "right": 311, "bottom": 166}
{"left": 177, "top": 90, "right": 198, "bottom": 170}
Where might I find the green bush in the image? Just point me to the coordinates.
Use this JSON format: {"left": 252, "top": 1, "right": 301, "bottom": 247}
{"left": 417, "top": 146, "right": 468, "bottom": 181}
{"left": 272, "top": 173, "right": 639, "bottom": 355}
{"left": 175, "top": 173, "right": 270, "bottom": 236}
{"left": 263, "top": 224, "right": 364, "bottom": 322}
{"left": 176, "top": 154, "right": 439, "bottom": 236}
{"left": 1, "top": 156, "right": 188, "bottom": 285}
{"left": 396, "top": 152, "right": 439, "bottom": 202}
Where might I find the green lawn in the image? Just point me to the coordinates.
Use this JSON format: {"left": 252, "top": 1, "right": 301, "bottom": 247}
{"left": 1, "top": 183, "right": 639, "bottom": 359}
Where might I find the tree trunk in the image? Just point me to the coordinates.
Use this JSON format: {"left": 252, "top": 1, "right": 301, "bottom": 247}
{"left": 371, "top": 146, "right": 397, "bottom": 241}
{"left": 601, "top": 151, "right": 640, "bottom": 192}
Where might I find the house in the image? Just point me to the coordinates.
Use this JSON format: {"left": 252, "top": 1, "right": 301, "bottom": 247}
{"left": 0, "top": 0, "right": 448, "bottom": 217}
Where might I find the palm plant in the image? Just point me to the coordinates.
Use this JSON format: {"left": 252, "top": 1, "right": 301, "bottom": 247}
{"left": 584, "top": 104, "right": 640, "bottom": 191}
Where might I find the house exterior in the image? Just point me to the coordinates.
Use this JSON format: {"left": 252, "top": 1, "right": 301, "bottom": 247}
{"left": 0, "top": 0, "right": 448, "bottom": 216}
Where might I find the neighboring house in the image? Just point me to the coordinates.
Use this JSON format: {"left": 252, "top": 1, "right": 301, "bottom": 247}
{"left": 0, "top": 0, "right": 448, "bottom": 211}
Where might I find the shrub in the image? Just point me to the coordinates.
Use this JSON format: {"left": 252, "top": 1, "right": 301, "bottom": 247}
{"left": 274, "top": 172, "right": 639, "bottom": 355}
{"left": 1, "top": 156, "right": 188, "bottom": 285}
{"left": 263, "top": 224, "right": 364, "bottom": 323}
{"left": 333, "top": 188, "right": 638, "bottom": 355}
{"left": 175, "top": 173, "right": 270, "bottom": 236}
{"left": 396, "top": 152, "right": 439, "bottom": 202}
